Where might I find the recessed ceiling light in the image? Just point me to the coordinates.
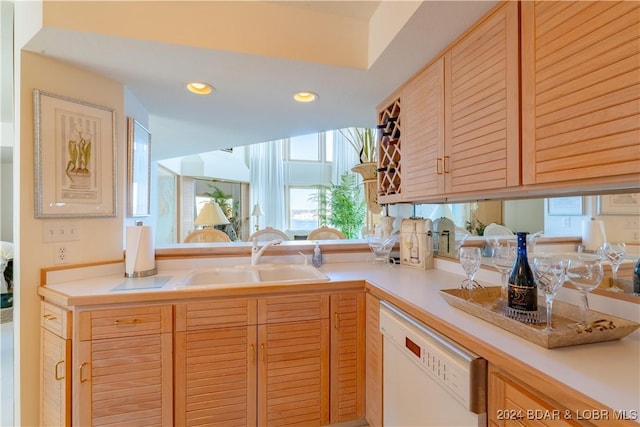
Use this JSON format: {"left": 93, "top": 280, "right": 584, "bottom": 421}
{"left": 294, "top": 91, "right": 318, "bottom": 103}
{"left": 186, "top": 82, "right": 213, "bottom": 95}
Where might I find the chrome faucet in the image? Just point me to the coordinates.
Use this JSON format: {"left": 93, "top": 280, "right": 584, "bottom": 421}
{"left": 251, "top": 238, "right": 282, "bottom": 266}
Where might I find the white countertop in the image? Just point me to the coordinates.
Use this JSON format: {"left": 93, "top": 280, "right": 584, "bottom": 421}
{"left": 39, "top": 257, "right": 640, "bottom": 419}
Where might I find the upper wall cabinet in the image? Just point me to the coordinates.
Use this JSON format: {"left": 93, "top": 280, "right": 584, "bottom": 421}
{"left": 401, "top": 57, "right": 445, "bottom": 201}
{"left": 444, "top": 0, "right": 520, "bottom": 196}
{"left": 378, "top": 1, "right": 520, "bottom": 204}
{"left": 521, "top": 1, "right": 640, "bottom": 188}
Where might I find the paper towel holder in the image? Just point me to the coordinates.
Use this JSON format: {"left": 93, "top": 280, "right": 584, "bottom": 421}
{"left": 125, "top": 221, "right": 158, "bottom": 278}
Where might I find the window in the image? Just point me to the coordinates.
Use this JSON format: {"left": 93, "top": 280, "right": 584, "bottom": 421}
{"left": 289, "top": 133, "right": 320, "bottom": 161}
{"left": 288, "top": 187, "right": 321, "bottom": 230}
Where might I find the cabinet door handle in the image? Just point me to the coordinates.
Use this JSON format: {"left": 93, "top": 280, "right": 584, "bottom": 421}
{"left": 114, "top": 319, "right": 140, "bottom": 326}
{"left": 260, "top": 344, "right": 265, "bottom": 362}
{"left": 436, "top": 158, "right": 443, "bottom": 175}
{"left": 443, "top": 156, "right": 450, "bottom": 174}
{"left": 79, "top": 362, "right": 89, "bottom": 383}
{"left": 334, "top": 313, "right": 340, "bottom": 330}
{"left": 43, "top": 314, "right": 57, "bottom": 321}
{"left": 54, "top": 361, "right": 65, "bottom": 381}
{"left": 250, "top": 344, "right": 255, "bottom": 363}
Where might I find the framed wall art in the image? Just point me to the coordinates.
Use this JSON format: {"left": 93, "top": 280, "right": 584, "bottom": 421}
{"left": 33, "top": 90, "right": 117, "bottom": 218}
{"left": 597, "top": 193, "right": 640, "bottom": 215}
{"left": 546, "top": 196, "right": 583, "bottom": 216}
{"left": 127, "top": 117, "right": 151, "bottom": 217}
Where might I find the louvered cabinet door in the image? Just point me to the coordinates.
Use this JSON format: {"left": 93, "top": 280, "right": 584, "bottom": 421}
{"left": 364, "top": 293, "right": 382, "bottom": 427}
{"left": 76, "top": 305, "right": 173, "bottom": 427}
{"left": 401, "top": 57, "right": 445, "bottom": 200}
{"left": 175, "top": 326, "right": 257, "bottom": 427}
{"left": 258, "top": 320, "right": 330, "bottom": 427}
{"left": 522, "top": 1, "right": 640, "bottom": 187}
{"left": 174, "top": 298, "right": 258, "bottom": 427}
{"left": 444, "top": 1, "right": 520, "bottom": 195}
{"left": 329, "top": 292, "right": 365, "bottom": 423}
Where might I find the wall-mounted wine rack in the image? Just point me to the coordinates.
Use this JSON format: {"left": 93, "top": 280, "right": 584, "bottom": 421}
{"left": 377, "top": 98, "right": 402, "bottom": 202}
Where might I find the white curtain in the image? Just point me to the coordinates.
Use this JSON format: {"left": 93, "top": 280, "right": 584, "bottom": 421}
{"left": 331, "top": 129, "right": 362, "bottom": 185}
{"left": 249, "top": 139, "right": 286, "bottom": 231}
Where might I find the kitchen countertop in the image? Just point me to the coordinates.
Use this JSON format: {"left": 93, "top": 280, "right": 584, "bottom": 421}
{"left": 38, "top": 257, "right": 640, "bottom": 421}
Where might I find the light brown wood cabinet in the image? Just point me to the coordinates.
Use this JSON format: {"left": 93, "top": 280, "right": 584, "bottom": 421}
{"left": 174, "top": 298, "right": 258, "bottom": 426}
{"left": 40, "top": 302, "right": 72, "bottom": 427}
{"left": 175, "top": 293, "right": 332, "bottom": 427}
{"left": 364, "top": 293, "right": 383, "bottom": 427}
{"left": 330, "top": 291, "right": 365, "bottom": 423}
{"left": 488, "top": 365, "right": 575, "bottom": 427}
{"left": 379, "top": 1, "right": 520, "bottom": 203}
{"left": 444, "top": 0, "right": 520, "bottom": 196}
{"left": 401, "top": 57, "right": 445, "bottom": 201}
{"left": 75, "top": 305, "right": 173, "bottom": 426}
{"left": 521, "top": 1, "right": 640, "bottom": 188}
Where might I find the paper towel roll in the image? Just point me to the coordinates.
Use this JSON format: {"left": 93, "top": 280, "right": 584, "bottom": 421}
{"left": 125, "top": 222, "right": 157, "bottom": 278}
{"left": 581, "top": 218, "right": 606, "bottom": 252}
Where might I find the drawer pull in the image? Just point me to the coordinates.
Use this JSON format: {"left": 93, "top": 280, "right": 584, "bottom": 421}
{"left": 80, "top": 362, "right": 89, "bottom": 383}
{"left": 54, "top": 361, "right": 65, "bottom": 380}
{"left": 114, "top": 319, "right": 140, "bottom": 326}
{"left": 43, "top": 314, "right": 57, "bottom": 321}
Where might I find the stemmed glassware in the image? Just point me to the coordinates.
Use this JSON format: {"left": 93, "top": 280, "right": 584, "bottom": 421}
{"left": 533, "top": 256, "right": 566, "bottom": 332}
{"left": 459, "top": 247, "right": 482, "bottom": 290}
{"left": 566, "top": 255, "right": 604, "bottom": 327}
{"left": 602, "top": 242, "right": 626, "bottom": 291}
{"left": 492, "top": 242, "right": 516, "bottom": 300}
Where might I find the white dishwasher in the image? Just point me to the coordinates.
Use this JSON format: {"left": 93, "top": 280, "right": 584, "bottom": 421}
{"left": 380, "top": 301, "right": 487, "bottom": 427}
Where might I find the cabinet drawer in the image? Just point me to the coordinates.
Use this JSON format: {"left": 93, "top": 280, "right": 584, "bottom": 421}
{"left": 79, "top": 305, "right": 172, "bottom": 341}
{"left": 41, "top": 301, "right": 71, "bottom": 339}
{"left": 175, "top": 298, "right": 257, "bottom": 332}
{"left": 258, "top": 294, "right": 330, "bottom": 324}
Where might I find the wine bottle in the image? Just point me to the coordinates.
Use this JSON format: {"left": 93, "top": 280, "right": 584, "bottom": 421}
{"left": 633, "top": 259, "right": 640, "bottom": 294}
{"left": 410, "top": 223, "right": 420, "bottom": 264}
{"left": 507, "top": 232, "right": 537, "bottom": 311}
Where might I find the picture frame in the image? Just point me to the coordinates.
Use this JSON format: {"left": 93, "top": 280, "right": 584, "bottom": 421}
{"left": 547, "top": 196, "right": 583, "bottom": 216}
{"left": 597, "top": 193, "right": 640, "bottom": 215}
{"left": 127, "top": 117, "right": 151, "bottom": 217}
{"left": 33, "top": 90, "right": 117, "bottom": 218}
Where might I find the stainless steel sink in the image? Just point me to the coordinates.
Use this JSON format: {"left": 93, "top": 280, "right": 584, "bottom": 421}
{"left": 178, "top": 264, "right": 329, "bottom": 288}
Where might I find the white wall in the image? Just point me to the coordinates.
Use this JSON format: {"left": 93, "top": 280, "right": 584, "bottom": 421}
{"left": 17, "top": 50, "right": 125, "bottom": 426}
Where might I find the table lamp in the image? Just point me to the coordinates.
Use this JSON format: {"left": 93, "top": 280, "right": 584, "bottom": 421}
{"left": 251, "top": 203, "right": 263, "bottom": 231}
{"left": 195, "top": 201, "right": 230, "bottom": 228}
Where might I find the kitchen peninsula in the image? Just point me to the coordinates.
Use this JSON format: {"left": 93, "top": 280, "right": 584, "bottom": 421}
{"left": 38, "top": 250, "right": 640, "bottom": 426}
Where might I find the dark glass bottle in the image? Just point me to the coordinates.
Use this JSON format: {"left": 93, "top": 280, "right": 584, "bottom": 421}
{"left": 633, "top": 259, "right": 640, "bottom": 294}
{"left": 508, "top": 232, "right": 537, "bottom": 311}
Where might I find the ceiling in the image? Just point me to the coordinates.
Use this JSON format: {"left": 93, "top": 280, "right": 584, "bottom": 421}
{"left": 23, "top": 1, "right": 498, "bottom": 161}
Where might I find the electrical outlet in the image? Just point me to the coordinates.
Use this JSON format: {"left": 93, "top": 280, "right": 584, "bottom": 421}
{"left": 54, "top": 244, "right": 68, "bottom": 265}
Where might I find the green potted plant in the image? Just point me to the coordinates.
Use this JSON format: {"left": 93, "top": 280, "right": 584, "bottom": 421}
{"left": 315, "top": 171, "right": 366, "bottom": 239}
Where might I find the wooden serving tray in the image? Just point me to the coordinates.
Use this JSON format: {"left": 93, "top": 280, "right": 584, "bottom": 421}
{"left": 440, "top": 286, "right": 639, "bottom": 349}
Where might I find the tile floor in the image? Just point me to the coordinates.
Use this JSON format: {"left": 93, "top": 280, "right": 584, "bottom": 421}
{"left": 1, "top": 317, "right": 14, "bottom": 426}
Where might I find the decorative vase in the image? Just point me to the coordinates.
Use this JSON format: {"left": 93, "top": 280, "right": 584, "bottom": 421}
{"left": 351, "top": 162, "right": 382, "bottom": 215}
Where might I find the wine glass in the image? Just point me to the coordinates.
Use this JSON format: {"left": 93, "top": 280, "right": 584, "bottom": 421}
{"left": 459, "top": 247, "right": 482, "bottom": 290}
{"left": 533, "top": 256, "right": 566, "bottom": 332}
{"left": 602, "top": 242, "right": 626, "bottom": 291}
{"left": 492, "top": 243, "right": 516, "bottom": 300}
{"left": 566, "top": 256, "right": 604, "bottom": 327}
